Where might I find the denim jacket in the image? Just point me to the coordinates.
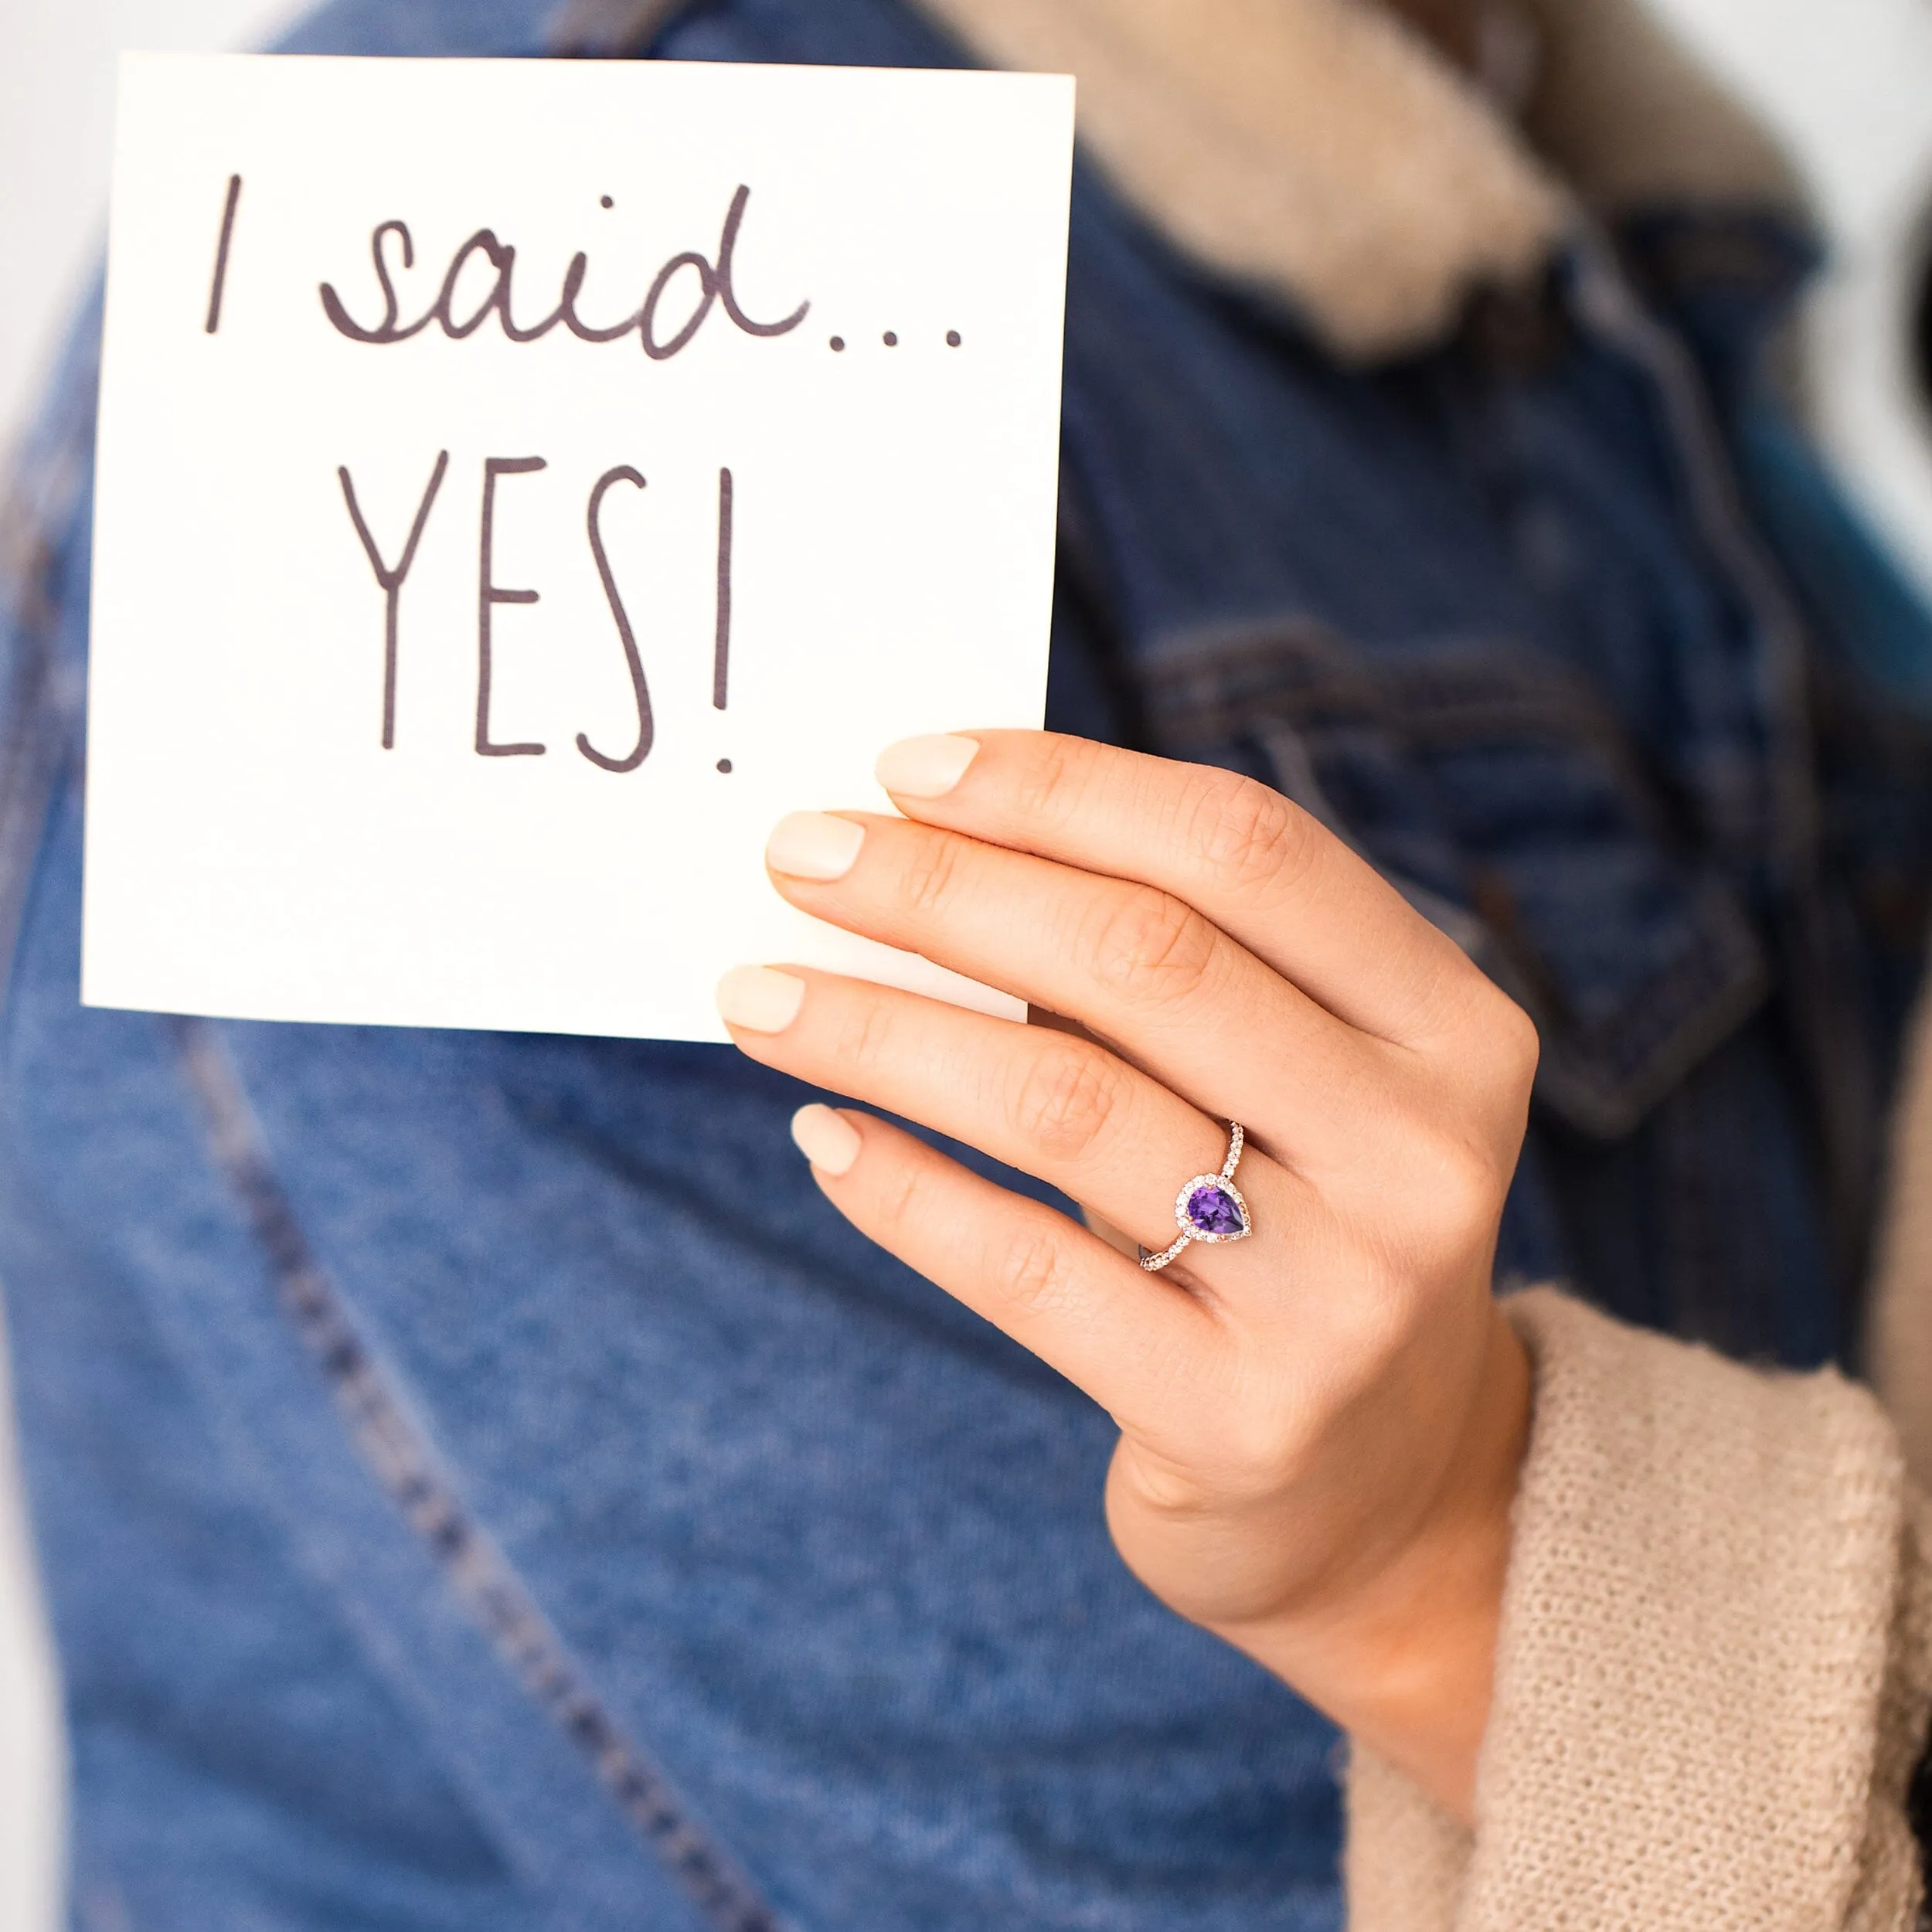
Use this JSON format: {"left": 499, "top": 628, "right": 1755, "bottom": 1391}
{"left": 5, "top": 0, "right": 1932, "bottom": 1926}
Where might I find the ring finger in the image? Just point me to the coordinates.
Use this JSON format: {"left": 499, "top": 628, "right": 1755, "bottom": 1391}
{"left": 716, "top": 962, "right": 1334, "bottom": 1306}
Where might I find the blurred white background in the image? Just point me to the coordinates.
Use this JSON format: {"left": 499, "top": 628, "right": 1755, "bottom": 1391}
{"left": 3, "top": 3, "right": 1932, "bottom": 1927}
{"left": 1662, "top": 0, "right": 1932, "bottom": 598}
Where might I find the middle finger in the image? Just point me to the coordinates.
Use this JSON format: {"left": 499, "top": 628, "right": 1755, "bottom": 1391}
{"left": 763, "top": 810, "right": 1400, "bottom": 1170}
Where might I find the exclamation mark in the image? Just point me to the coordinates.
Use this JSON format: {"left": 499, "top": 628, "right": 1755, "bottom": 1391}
{"left": 713, "top": 468, "right": 735, "bottom": 770}
{"left": 205, "top": 174, "right": 243, "bottom": 334}
{"left": 713, "top": 467, "right": 733, "bottom": 712}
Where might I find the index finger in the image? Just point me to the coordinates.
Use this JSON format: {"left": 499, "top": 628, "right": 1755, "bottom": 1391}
{"left": 874, "top": 731, "right": 1486, "bottom": 1049}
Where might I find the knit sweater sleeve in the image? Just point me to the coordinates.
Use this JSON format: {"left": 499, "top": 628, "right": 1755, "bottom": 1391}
{"left": 1345, "top": 1287, "right": 1932, "bottom": 1930}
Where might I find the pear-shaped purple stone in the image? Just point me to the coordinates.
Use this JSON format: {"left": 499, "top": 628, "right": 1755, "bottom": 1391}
{"left": 1185, "top": 1182, "right": 1246, "bottom": 1238}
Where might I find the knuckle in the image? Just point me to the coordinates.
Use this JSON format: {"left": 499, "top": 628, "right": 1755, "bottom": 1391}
{"left": 1432, "top": 983, "right": 1539, "bottom": 1141}
{"left": 1489, "top": 995, "right": 1542, "bottom": 1095}
{"left": 1014, "top": 733, "right": 1099, "bottom": 823}
{"left": 1010, "top": 1042, "right": 1128, "bottom": 1165}
{"left": 1185, "top": 773, "right": 1315, "bottom": 900}
{"left": 1083, "top": 885, "right": 1218, "bottom": 1004}
{"left": 1211, "top": 1401, "right": 1301, "bottom": 1492}
{"left": 1447, "top": 978, "right": 1539, "bottom": 1092}
{"left": 832, "top": 988, "right": 901, "bottom": 1073}
{"left": 1112, "top": 1444, "right": 1216, "bottom": 1519}
{"left": 994, "top": 1225, "right": 1080, "bottom": 1321}
{"left": 1405, "top": 1128, "right": 1508, "bottom": 1256}
{"left": 1332, "top": 1264, "right": 1432, "bottom": 1372}
{"left": 1147, "top": 1393, "right": 1315, "bottom": 1512}
{"left": 896, "top": 828, "right": 965, "bottom": 920}
{"left": 868, "top": 1156, "right": 924, "bottom": 1238}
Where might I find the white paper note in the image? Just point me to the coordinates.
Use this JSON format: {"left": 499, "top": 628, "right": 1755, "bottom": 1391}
{"left": 83, "top": 53, "right": 1073, "bottom": 1041}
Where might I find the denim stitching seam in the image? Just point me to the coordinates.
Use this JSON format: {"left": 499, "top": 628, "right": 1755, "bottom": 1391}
{"left": 168, "top": 1014, "right": 781, "bottom": 1932}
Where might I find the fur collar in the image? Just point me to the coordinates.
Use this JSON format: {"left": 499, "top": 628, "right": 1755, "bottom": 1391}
{"left": 908, "top": 0, "right": 1804, "bottom": 359}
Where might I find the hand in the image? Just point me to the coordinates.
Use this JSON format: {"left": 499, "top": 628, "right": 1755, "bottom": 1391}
{"left": 716, "top": 730, "right": 1536, "bottom": 1818}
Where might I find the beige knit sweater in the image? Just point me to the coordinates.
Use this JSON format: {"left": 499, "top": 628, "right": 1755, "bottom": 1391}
{"left": 896, "top": 2, "right": 1932, "bottom": 1924}
{"left": 1350, "top": 1291, "right": 1932, "bottom": 1928}
{"left": 1339, "top": 992, "right": 1932, "bottom": 1930}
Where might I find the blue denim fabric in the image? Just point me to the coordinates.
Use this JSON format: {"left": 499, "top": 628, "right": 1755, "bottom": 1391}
{"left": 5, "top": 0, "right": 1932, "bottom": 1926}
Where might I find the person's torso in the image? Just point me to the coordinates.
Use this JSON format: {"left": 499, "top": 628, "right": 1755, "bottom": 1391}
{"left": 4, "top": 0, "right": 1930, "bottom": 1925}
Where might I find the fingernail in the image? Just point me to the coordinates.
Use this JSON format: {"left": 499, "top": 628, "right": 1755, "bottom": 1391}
{"left": 767, "top": 812, "right": 866, "bottom": 881}
{"left": 791, "top": 1103, "right": 861, "bottom": 1175}
{"left": 716, "top": 965, "right": 806, "bottom": 1033}
{"left": 875, "top": 733, "right": 981, "bottom": 799}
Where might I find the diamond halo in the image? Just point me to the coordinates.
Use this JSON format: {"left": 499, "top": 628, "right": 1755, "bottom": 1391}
{"left": 1175, "top": 1175, "right": 1252, "bottom": 1243}
{"left": 1140, "top": 1121, "right": 1252, "bottom": 1272}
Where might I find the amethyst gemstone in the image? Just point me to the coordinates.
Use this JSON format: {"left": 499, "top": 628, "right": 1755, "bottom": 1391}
{"left": 1185, "top": 1182, "right": 1246, "bottom": 1238}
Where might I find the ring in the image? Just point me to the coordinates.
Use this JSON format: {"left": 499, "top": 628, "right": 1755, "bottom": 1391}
{"left": 1139, "top": 1122, "right": 1253, "bottom": 1272}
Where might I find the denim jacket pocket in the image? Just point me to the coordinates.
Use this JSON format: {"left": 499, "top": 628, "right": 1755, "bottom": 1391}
{"left": 1138, "top": 615, "right": 1771, "bottom": 1139}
